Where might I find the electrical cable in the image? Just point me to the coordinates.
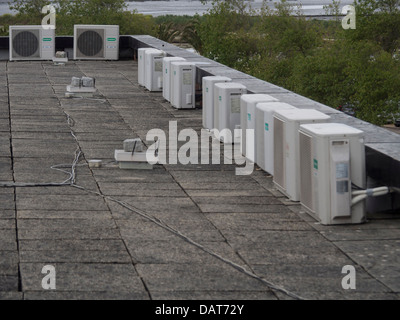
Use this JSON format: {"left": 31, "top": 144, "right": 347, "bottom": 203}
{"left": 351, "top": 186, "right": 391, "bottom": 206}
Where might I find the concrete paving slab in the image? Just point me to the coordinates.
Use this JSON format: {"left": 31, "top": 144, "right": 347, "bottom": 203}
{"left": 124, "top": 239, "right": 245, "bottom": 265}
{"left": 20, "top": 263, "right": 147, "bottom": 293}
{"left": 150, "top": 290, "right": 277, "bottom": 300}
{"left": 23, "top": 291, "right": 149, "bottom": 300}
{"left": 0, "top": 210, "right": 16, "bottom": 220}
{"left": 0, "top": 276, "right": 19, "bottom": 291}
{"left": 0, "top": 292, "right": 23, "bottom": 300}
{"left": 118, "top": 220, "right": 225, "bottom": 243}
{"left": 0, "top": 219, "right": 16, "bottom": 229}
{"left": 19, "top": 250, "right": 131, "bottom": 264}
{"left": 19, "top": 239, "right": 126, "bottom": 252}
{"left": 16, "top": 194, "right": 109, "bottom": 211}
{"left": 16, "top": 210, "right": 111, "bottom": 219}
{"left": 18, "top": 227, "right": 122, "bottom": 241}
{"left": 135, "top": 263, "right": 269, "bottom": 292}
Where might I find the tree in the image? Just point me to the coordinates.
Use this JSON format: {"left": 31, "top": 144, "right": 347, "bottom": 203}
{"left": 8, "top": 0, "right": 49, "bottom": 18}
{"left": 344, "top": 0, "right": 400, "bottom": 53}
{"left": 198, "top": 0, "right": 260, "bottom": 66}
{"left": 7, "top": 0, "right": 155, "bottom": 36}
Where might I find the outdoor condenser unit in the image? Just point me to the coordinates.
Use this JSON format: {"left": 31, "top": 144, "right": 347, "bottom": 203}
{"left": 240, "top": 94, "right": 278, "bottom": 162}
{"left": 273, "top": 108, "right": 331, "bottom": 201}
{"left": 214, "top": 82, "right": 247, "bottom": 144}
{"left": 255, "top": 102, "right": 297, "bottom": 175}
{"left": 163, "top": 57, "right": 186, "bottom": 101}
{"left": 299, "top": 123, "right": 366, "bottom": 225}
{"left": 170, "top": 61, "right": 196, "bottom": 109}
{"left": 144, "top": 49, "right": 165, "bottom": 92}
{"left": 202, "top": 76, "right": 232, "bottom": 130}
{"left": 73, "top": 25, "right": 119, "bottom": 60}
{"left": 9, "top": 26, "right": 55, "bottom": 61}
{"left": 138, "top": 48, "right": 151, "bottom": 86}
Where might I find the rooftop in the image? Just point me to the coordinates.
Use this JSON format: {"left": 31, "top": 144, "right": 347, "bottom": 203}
{"left": 0, "top": 59, "right": 399, "bottom": 300}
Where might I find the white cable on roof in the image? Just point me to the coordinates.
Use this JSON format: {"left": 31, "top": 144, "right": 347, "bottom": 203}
{"left": 351, "top": 186, "right": 390, "bottom": 206}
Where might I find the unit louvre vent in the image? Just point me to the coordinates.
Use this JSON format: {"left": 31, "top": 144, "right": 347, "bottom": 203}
{"left": 273, "top": 117, "right": 285, "bottom": 189}
{"left": 76, "top": 29, "right": 104, "bottom": 58}
{"left": 300, "top": 131, "right": 314, "bottom": 212}
{"left": 12, "top": 30, "right": 39, "bottom": 58}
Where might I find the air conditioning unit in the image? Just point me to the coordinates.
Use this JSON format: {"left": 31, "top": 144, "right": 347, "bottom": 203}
{"left": 74, "top": 25, "right": 119, "bottom": 60}
{"left": 202, "top": 76, "right": 231, "bottom": 130}
{"left": 299, "top": 123, "right": 366, "bottom": 225}
{"left": 240, "top": 94, "right": 278, "bottom": 162}
{"left": 255, "top": 102, "right": 297, "bottom": 175}
{"left": 214, "top": 82, "right": 247, "bottom": 144}
{"left": 273, "top": 108, "right": 331, "bottom": 201}
{"left": 163, "top": 57, "right": 186, "bottom": 101}
{"left": 9, "top": 26, "right": 55, "bottom": 61}
{"left": 170, "top": 61, "right": 196, "bottom": 109}
{"left": 138, "top": 48, "right": 150, "bottom": 86}
{"left": 144, "top": 49, "right": 165, "bottom": 92}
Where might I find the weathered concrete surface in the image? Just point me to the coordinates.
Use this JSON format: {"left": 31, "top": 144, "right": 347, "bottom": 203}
{"left": 0, "top": 60, "right": 399, "bottom": 300}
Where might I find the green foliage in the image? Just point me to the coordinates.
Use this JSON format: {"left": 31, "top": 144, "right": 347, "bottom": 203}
{"left": 181, "top": 15, "right": 203, "bottom": 52}
{"left": 157, "top": 22, "right": 180, "bottom": 43}
{"left": 5, "top": 0, "right": 156, "bottom": 35}
{"left": 8, "top": 0, "right": 50, "bottom": 18}
{"left": 198, "top": 0, "right": 261, "bottom": 66}
{"left": 344, "top": 0, "right": 400, "bottom": 53}
{"left": 196, "top": 0, "right": 400, "bottom": 125}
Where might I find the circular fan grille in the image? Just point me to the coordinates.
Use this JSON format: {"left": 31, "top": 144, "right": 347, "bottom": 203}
{"left": 13, "top": 31, "right": 39, "bottom": 57}
{"left": 77, "top": 30, "right": 103, "bottom": 57}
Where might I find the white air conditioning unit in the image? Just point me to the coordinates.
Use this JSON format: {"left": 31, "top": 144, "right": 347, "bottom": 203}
{"left": 138, "top": 48, "right": 150, "bottom": 86}
{"left": 214, "top": 82, "right": 247, "bottom": 144}
{"left": 273, "top": 108, "right": 331, "bottom": 201}
{"left": 9, "top": 26, "right": 55, "bottom": 61}
{"left": 299, "top": 123, "right": 366, "bottom": 225}
{"left": 255, "top": 102, "right": 297, "bottom": 175}
{"left": 170, "top": 61, "right": 196, "bottom": 109}
{"left": 144, "top": 49, "right": 165, "bottom": 92}
{"left": 74, "top": 25, "right": 119, "bottom": 60}
{"left": 162, "top": 57, "right": 186, "bottom": 101}
{"left": 240, "top": 94, "right": 278, "bottom": 162}
{"left": 202, "top": 76, "right": 232, "bottom": 130}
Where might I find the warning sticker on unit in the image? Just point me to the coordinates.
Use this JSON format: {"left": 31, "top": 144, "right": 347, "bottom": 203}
{"left": 231, "top": 94, "right": 241, "bottom": 113}
{"left": 336, "top": 162, "right": 349, "bottom": 179}
{"left": 182, "top": 71, "right": 192, "bottom": 85}
{"left": 154, "top": 60, "right": 163, "bottom": 72}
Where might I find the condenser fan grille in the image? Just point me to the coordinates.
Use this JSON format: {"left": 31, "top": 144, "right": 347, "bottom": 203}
{"left": 12, "top": 30, "right": 40, "bottom": 58}
{"left": 76, "top": 29, "right": 104, "bottom": 58}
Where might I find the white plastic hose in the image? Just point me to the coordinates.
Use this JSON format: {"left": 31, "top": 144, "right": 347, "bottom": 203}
{"left": 351, "top": 186, "right": 390, "bottom": 206}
